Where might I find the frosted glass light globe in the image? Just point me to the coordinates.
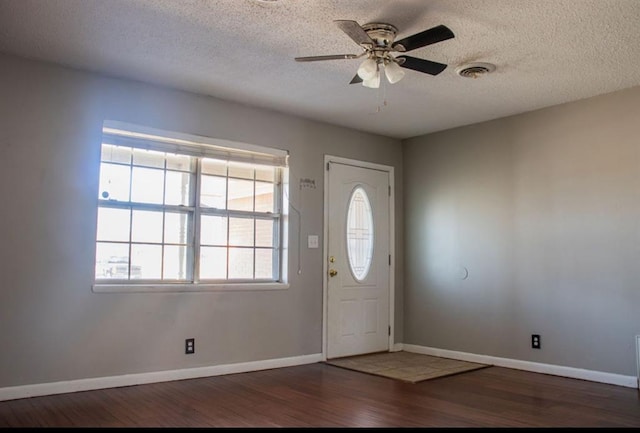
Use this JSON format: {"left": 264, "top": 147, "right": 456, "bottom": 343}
{"left": 357, "top": 58, "right": 378, "bottom": 80}
{"left": 384, "top": 60, "right": 405, "bottom": 84}
{"left": 362, "top": 72, "right": 381, "bottom": 88}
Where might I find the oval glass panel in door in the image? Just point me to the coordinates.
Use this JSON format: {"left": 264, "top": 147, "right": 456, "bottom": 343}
{"left": 346, "top": 186, "right": 374, "bottom": 281}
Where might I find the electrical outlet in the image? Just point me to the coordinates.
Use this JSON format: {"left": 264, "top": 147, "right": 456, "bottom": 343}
{"left": 531, "top": 334, "right": 541, "bottom": 349}
{"left": 185, "top": 338, "right": 195, "bottom": 354}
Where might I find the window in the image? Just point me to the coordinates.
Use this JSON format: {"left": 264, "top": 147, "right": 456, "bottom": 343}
{"left": 346, "top": 186, "right": 374, "bottom": 281}
{"left": 94, "top": 121, "right": 288, "bottom": 291}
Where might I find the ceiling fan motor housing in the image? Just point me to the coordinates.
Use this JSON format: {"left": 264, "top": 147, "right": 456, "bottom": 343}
{"left": 361, "top": 23, "right": 398, "bottom": 48}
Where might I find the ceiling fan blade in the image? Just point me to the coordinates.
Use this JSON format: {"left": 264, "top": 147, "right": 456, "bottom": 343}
{"left": 392, "top": 24, "right": 454, "bottom": 52}
{"left": 396, "top": 56, "right": 447, "bottom": 75}
{"left": 349, "top": 74, "right": 363, "bottom": 84}
{"left": 295, "top": 54, "right": 360, "bottom": 62}
{"left": 334, "top": 20, "right": 374, "bottom": 47}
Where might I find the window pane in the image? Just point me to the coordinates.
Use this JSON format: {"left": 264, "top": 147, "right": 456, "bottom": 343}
{"left": 228, "top": 178, "right": 254, "bottom": 211}
{"left": 255, "top": 166, "right": 275, "bottom": 182}
{"left": 229, "top": 248, "right": 253, "bottom": 279}
{"left": 133, "top": 148, "right": 165, "bottom": 168}
{"left": 99, "top": 163, "right": 131, "bottom": 201}
{"left": 200, "top": 247, "right": 227, "bottom": 279}
{"left": 255, "top": 248, "right": 273, "bottom": 279}
{"left": 131, "top": 244, "right": 161, "bottom": 279}
{"left": 110, "top": 257, "right": 136, "bottom": 279}
{"left": 255, "top": 181, "right": 274, "bottom": 212}
{"left": 346, "top": 187, "right": 374, "bottom": 281}
{"left": 131, "top": 166, "right": 164, "bottom": 204}
{"left": 164, "top": 245, "right": 188, "bottom": 280}
{"left": 131, "top": 210, "right": 163, "bottom": 243}
{"left": 201, "top": 215, "right": 227, "bottom": 246}
{"left": 97, "top": 207, "right": 130, "bottom": 242}
{"left": 165, "top": 170, "right": 192, "bottom": 206}
{"left": 166, "top": 153, "right": 192, "bottom": 171}
{"left": 202, "top": 158, "right": 226, "bottom": 176}
{"left": 101, "top": 144, "right": 131, "bottom": 164}
{"left": 229, "top": 217, "right": 254, "bottom": 246}
{"left": 164, "top": 212, "right": 191, "bottom": 245}
{"left": 255, "top": 219, "right": 274, "bottom": 247}
{"left": 228, "top": 162, "right": 254, "bottom": 179}
{"left": 95, "top": 242, "right": 129, "bottom": 279}
{"left": 200, "top": 175, "right": 226, "bottom": 208}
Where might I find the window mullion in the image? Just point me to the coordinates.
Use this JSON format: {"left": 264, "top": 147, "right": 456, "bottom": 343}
{"left": 253, "top": 173, "right": 256, "bottom": 279}
{"left": 274, "top": 168, "right": 282, "bottom": 281}
{"left": 99, "top": 200, "right": 193, "bottom": 213}
{"left": 193, "top": 158, "right": 202, "bottom": 283}
{"left": 161, "top": 160, "right": 167, "bottom": 280}
{"left": 127, "top": 158, "right": 134, "bottom": 280}
{"left": 128, "top": 206, "right": 133, "bottom": 280}
{"left": 225, "top": 165, "right": 230, "bottom": 280}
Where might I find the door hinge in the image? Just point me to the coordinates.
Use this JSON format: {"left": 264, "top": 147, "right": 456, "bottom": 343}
{"left": 388, "top": 185, "right": 391, "bottom": 196}
{"left": 326, "top": 162, "right": 330, "bottom": 171}
{"left": 389, "top": 254, "right": 391, "bottom": 266}
{"left": 388, "top": 326, "right": 391, "bottom": 336}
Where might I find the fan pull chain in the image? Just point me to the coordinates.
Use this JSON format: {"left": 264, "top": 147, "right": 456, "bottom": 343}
{"left": 376, "top": 73, "right": 388, "bottom": 113}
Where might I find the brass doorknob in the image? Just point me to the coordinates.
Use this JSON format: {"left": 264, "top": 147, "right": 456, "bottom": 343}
{"left": 329, "top": 269, "right": 338, "bottom": 277}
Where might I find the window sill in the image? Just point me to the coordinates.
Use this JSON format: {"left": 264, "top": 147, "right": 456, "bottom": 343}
{"left": 92, "top": 282, "right": 290, "bottom": 294}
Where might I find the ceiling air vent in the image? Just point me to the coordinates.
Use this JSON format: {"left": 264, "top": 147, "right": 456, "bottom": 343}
{"left": 456, "top": 62, "right": 496, "bottom": 78}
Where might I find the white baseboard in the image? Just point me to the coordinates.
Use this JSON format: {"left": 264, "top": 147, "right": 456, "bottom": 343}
{"left": 0, "top": 353, "right": 323, "bottom": 402}
{"left": 4, "top": 345, "right": 634, "bottom": 402}
{"left": 402, "top": 344, "right": 637, "bottom": 389}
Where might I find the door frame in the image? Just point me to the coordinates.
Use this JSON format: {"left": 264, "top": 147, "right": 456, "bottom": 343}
{"left": 322, "top": 155, "right": 395, "bottom": 360}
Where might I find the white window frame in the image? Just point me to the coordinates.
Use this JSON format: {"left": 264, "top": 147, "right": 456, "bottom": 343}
{"left": 92, "top": 121, "right": 289, "bottom": 293}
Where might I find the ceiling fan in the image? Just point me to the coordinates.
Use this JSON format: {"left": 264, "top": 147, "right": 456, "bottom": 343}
{"left": 295, "top": 20, "right": 455, "bottom": 88}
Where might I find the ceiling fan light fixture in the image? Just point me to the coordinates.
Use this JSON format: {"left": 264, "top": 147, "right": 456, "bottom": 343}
{"left": 357, "top": 57, "right": 378, "bottom": 80}
{"left": 362, "top": 71, "right": 380, "bottom": 88}
{"left": 384, "top": 60, "right": 405, "bottom": 84}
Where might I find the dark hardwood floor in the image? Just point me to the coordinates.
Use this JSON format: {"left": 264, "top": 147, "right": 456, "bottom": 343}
{"left": 1, "top": 363, "right": 639, "bottom": 427}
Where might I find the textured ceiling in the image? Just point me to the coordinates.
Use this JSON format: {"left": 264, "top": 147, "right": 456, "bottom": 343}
{"left": 1, "top": 0, "right": 639, "bottom": 139}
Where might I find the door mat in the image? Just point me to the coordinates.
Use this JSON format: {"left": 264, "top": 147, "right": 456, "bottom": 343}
{"left": 324, "top": 351, "right": 490, "bottom": 384}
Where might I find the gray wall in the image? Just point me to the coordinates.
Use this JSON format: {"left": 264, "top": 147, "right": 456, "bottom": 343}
{"left": 403, "top": 85, "right": 640, "bottom": 376}
{"left": 0, "top": 53, "right": 403, "bottom": 388}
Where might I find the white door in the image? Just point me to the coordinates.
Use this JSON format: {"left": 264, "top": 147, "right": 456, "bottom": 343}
{"left": 325, "top": 158, "right": 391, "bottom": 359}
